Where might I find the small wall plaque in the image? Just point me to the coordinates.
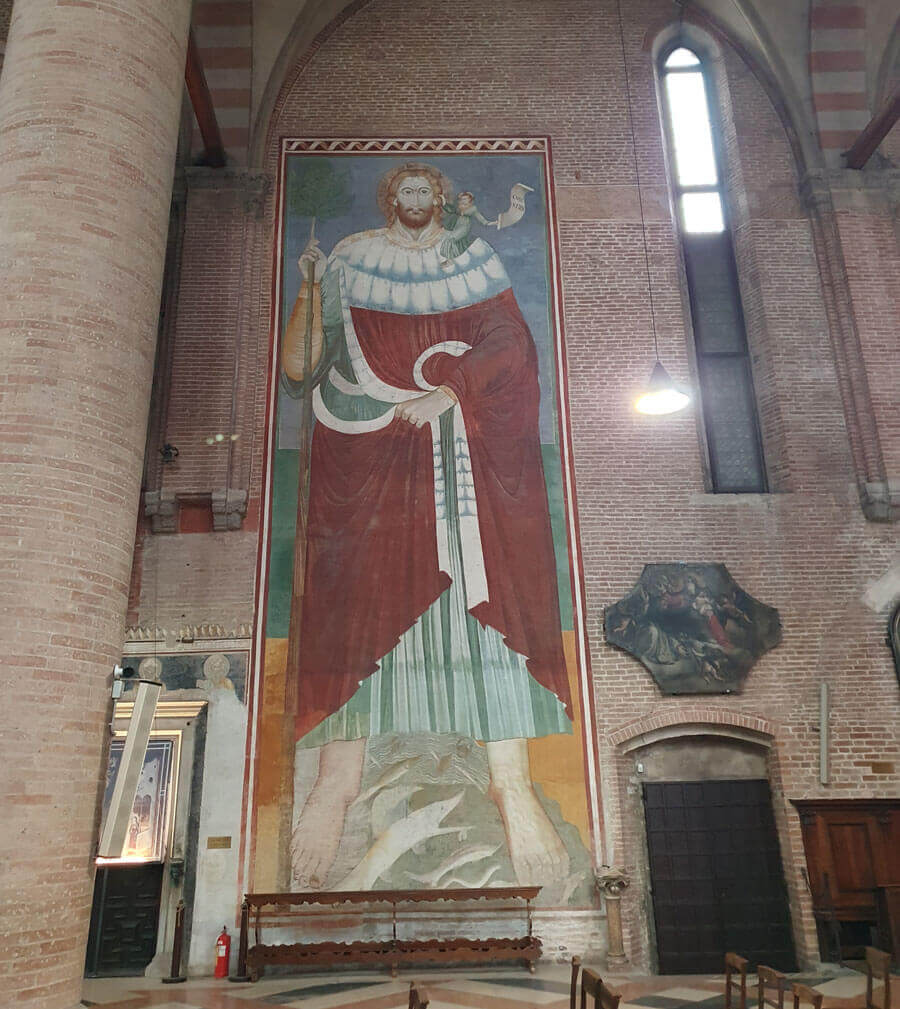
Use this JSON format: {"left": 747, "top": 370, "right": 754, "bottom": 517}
{"left": 206, "top": 835, "right": 232, "bottom": 849}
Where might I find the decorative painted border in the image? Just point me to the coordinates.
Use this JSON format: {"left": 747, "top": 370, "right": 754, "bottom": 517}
{"left": 247, "top": 136, "right": 603, "bottom": 899}
{"left": 282, "top": 137, "right": 549, "bottom": 155}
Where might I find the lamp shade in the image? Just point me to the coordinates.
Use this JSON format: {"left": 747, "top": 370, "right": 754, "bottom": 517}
{"left": 634, "top": 361, "right": 691, "bottom": 415}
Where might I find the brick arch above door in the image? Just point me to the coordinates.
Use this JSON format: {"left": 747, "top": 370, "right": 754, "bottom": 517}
{"left": 608, "top": 706, "right": 776, "bottom": 751}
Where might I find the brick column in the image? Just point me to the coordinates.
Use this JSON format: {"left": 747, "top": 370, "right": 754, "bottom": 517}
{"left": 0, "top": 1, "right": 192, "bottom": 1007}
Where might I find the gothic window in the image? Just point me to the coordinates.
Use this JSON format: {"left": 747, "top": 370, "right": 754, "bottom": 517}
{"left": 659, "top": 46, "right": 768, "bottom": 493}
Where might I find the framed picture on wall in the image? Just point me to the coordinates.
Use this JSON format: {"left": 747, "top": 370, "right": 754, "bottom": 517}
{"left": 99, "top": 735, "right": 176, "bottom": 863}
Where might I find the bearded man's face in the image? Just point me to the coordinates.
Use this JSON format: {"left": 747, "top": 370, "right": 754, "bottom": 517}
{"left": 393, "top": 175, "right": 437, "bottom": 229}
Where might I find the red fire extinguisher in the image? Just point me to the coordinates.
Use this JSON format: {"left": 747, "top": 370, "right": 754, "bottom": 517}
{"left": 214, "top": 926, "right": 231, "bottom": 978}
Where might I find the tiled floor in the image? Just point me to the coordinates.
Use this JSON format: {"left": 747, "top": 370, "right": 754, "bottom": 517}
{"left": 80, "top": 963, "right": 894, "bottom": 1009}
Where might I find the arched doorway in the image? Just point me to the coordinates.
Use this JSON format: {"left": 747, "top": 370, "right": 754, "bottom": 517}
{"left": 629, "top": 733, "right": 796, "bottom": 973}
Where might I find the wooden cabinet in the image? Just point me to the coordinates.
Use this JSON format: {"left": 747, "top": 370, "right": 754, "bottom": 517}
{"left": 793, "top": 800, "right": 900, "bottom": 961}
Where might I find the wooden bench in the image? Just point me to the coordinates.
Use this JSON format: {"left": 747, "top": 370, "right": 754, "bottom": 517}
{"left": 790, "top": 982, "right": 823, "bottom": 1009}
{"left": 579, "top": 966, "right": 621, "bottom": 1009}
{"left": 725, "top": 952, "right": 749, "bottom": 1009}
{"left": 231, "top": 886, "right": 542, "bottom": 980}
{"left": 409, "top": 981, "right": 430, "bottom": 1009}
{"left": 570, "top": 955, "right": 582, "bottom": 1009}
{"left": 758, "top": 965, "right": 787, "bottom": 1009}
{"left": 865, "top": 946, "right": 893, "bottom": 1009}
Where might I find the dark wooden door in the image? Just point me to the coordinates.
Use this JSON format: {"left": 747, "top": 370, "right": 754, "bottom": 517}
{"left": 644, "top": 779, "right": 796, "bottom": 973}
{"left": 84, "top": 863, "right": 164, "bottom": 976}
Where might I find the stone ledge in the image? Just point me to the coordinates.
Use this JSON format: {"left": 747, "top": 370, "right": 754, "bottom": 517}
{"left": 144, "top": 488, "right": 248, "bottom": 532}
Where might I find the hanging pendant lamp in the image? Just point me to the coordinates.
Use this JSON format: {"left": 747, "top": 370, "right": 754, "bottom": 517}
{"left": 616, "top": 0, "right": 691, "bottom": 416}
{"left": 634, "top": 360, "right": 691, "bottom": 414}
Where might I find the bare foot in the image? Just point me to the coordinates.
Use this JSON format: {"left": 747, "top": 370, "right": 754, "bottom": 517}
{"left": 485, "top": 737, "right": 569, "bottom": 886}
{"left": 291, "top": 790, "right": 351, "bottom": 888}
{"left": 291, "top": 738, "right": 365, "bottom": 889}
{"left": 489, "top": 780, "right": 570, "bottom": 885}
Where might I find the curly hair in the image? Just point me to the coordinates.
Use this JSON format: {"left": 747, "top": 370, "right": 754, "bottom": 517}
{"left": 376, "top": 162, "right": 453, "bottom": 226}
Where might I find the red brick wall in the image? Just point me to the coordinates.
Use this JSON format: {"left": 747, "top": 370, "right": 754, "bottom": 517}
{"left": 165, "top": 180, "right": 250, "bottom": 496}
{"left": 833, "top": 204, "right": 900, "bottom": 476}
{"left": 137, "top": 0, "right": 900, "bottom": 971}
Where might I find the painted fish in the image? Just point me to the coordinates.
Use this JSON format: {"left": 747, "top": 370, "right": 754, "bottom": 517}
{"left": 370, "top": 784, "right": 421, "bottom": 837}
{"left": 439, "top": 864, "right": 502, "bottom": 889}
{"left": 335, "top": 792, "right": 467, "bottom": 891}
{"left": 351, "top": 756, "right": 420, "bottom": 807}
{"left": 405, "top": 842, "right": 502, "bottom": 888}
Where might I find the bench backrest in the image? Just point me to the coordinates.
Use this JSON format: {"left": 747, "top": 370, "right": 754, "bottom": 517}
{"left": 791, "top": 982, "right": 823, "bottom": 1009}
{"left": 580, "top": 966, "right": 621, "bottom": 1009}
{"left": 725, "top": 952, "right": 749, "bottom": 1009}
{"left": 758, "top": 965, "right": 787, "bottom": 1009}
{"left": 409, "top": 981, "right": 430, "bottom": 1009}
{"left": 865, "top": 946, "right": 892, "bottom": 1009}
{"left": 570, "top": 956, "right": 582, "bottom": 1009}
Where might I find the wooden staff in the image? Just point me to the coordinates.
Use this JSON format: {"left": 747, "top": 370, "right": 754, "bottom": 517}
{"left": 277, "top": 220, "right": 318, "bottom": 889}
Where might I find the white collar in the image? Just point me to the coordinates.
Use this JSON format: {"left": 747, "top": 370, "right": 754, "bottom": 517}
{"left": 384, "top": 219, "right": 443, "bottom": 249}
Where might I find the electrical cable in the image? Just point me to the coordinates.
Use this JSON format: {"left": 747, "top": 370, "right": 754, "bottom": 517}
{"left": 614, "top": 0, "right": 662, "bottom": 361}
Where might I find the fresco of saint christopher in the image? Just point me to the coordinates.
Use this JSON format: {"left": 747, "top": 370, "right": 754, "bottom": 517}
{"left": 281, "top": 162, "right": 574, "bottom": 890}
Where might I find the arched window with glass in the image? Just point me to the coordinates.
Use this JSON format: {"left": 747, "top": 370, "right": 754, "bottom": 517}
{"left": 659, "top": 45, "right": 768, "bottom": 493}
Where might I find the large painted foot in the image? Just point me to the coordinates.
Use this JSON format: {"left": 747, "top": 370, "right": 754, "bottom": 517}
{"left": 291, "top": 738, "right": 365, "bottom": 889}
{"left": 489, "top": 780, "right": 570, "bottom": 885}
{"left": 290, "top": 789, "right": 350, "bottom": 889}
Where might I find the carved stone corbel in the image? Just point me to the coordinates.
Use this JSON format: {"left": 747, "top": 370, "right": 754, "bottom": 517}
{"left": 144, "top": 490, "right": 178, "bottom": 533}
{"left": 211, "top": 488, "right": 248, "bottom": 531}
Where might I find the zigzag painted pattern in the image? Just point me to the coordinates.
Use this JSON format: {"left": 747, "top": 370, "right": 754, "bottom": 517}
{"left": 283, "top": 138, "right": 549, "bottom": 155}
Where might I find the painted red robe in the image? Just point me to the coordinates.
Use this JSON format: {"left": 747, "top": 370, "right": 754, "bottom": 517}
{"left": 293, "top": 283, "right": 571, "bottom": 741}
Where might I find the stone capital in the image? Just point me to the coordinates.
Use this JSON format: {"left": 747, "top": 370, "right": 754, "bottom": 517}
{"left": 594, "top": 866, "right": 631, "bottom": 897}
{"left": 799, "top": 167, "right": 900, "bottom": 214}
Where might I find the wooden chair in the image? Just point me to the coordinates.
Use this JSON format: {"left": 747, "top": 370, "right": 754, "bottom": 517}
{"left": 570, "top": 956, "right": 582, "bottom": 1009}
{"left": 865, "top": 946, "right": 892, "bottom": 1009}
{"left": 791, "top": 983, "right": 823, "bottom": 1009}
{"left": 725, "top": 952, "right": 749, "bottom": 1009}
{"left": 408, "top": 981, "right": 430, "bottom": 1009}
{"left": 580, "top": 966, "right": 621, "bottom": 1009}
{"left": 758, "top": 965, "right": 787, "bottom": 1009}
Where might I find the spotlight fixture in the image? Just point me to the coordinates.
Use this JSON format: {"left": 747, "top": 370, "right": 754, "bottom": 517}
{"left": 634, "top": 361, "right": 691, "bottom": 415}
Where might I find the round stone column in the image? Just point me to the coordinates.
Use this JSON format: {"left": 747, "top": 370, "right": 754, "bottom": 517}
{"left": 0, "top": 2, "right": 192, "bottom": 1006}
{"left": 596, "top": 867, "right": 631, "bottom": 967}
